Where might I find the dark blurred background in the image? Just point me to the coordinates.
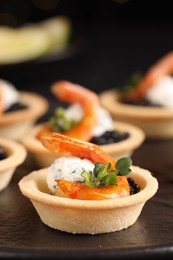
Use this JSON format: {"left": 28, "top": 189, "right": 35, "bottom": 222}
{"left": 0, "top": 0, "right": 173, "bottom": 94}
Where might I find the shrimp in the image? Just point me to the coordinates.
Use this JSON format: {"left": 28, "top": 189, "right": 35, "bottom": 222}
{"left": 36, "top": 123, "right": 53, "bottom": 140}
{"left": 51, "top": 80, "right": 99, "bottom": 141}
{"left": 38, "top": 80, "right": 99, "bottom": 142}
{"left": 40, "top": 132, "right": 116, "bottom": 168}
{"left": 40, "top": 132, "right": 130, "bottom": 200}
{"left": 55, "top": 177, "right": 130, "bottom": 200}
{"left": 129, "top": 51, "right": 173, "bottom": 100}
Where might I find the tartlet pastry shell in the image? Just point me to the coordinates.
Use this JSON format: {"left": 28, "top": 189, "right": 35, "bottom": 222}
{"left": 0, "top": 137, "right": 27, "bottom": 191}
{"left": 0, "top": 91, "right": 49, "bottom": 140}
{"left": 18, "top": 165, "right": 158, "bottom": 234}
{"left": 99, "top": 89, "right": 173, "bottom": 139}
{"left": 21, "top": 121, "right": 145, "bottom": 167}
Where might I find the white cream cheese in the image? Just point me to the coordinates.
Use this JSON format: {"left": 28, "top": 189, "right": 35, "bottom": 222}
{"left": 93, "top": 107, "right": 113, "bottom": 137}
{"left": 47, "top": 156, "right": 94, "bottom": 193}
{"left": 64, "top": 103, "right": 114, "bottom": 137}
{"left": 65, "top": 103, "right": 84, "bottom": 121}
{"left": 47, "top": 156, "right": 125, "bottom": 199}
{"left": 0, "top": 79, "right": 19, "bottom": 110}
{"left": 145, "top": 75, "right": 173, "bottom": 107}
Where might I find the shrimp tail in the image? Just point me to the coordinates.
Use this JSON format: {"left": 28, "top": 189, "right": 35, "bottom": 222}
{"left": 40, "top": 132, "right": 116, "bottom": 169}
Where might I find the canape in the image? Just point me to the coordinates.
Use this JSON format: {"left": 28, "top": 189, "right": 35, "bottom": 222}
{"left": 21, "top": 121, "right": 145, "bottom": 168}
{"left": 21, "top": 80, "right": 145, "bottom": 167}
{"left": 99, "top": 52, "right": 173, "bottom": 139}
{"left": 18, "top": 132, "right": 158, "bottom": 235}
{"left": 0, "top": 79, "right": 49, "bottom": 140}
{"left": 0, "top": 137, "right": 27, "bottom": 191}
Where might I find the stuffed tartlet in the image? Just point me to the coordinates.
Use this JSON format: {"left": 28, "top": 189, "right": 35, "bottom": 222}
{"left": 100, "top": 52, "right": 173, "bottom": 139}
{"left": 18, "top": 132, "right": 158, "bottom": 234}
{"left": 21, "top": 81, "right": 145, "bottom": 167}
{"left": 0, "top": 79, "right": 49, "bottom": 140}
{"left": 0, "top": 137, "right": 26, "bottom": 191}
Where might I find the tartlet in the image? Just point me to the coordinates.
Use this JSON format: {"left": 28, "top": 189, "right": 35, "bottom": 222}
{"left": 99, "top": 88, "right": 173, "bottom": 139}
{"left": 18, "top": 132, "right": 158, "bottom": 235}
{"left": 21, "top": 120, "right": 145, "bottom": 168}
{"left": 100, "top": 52, "right": 173, "bottom": 139}
{"left": 0, "top": 137, "right": 27, "bottom": 192}
{"left": 18, "top": 165, "right": 158, "bottom": 234}
{"left": 0, "top": 91, "right": 49, "bottom": 140}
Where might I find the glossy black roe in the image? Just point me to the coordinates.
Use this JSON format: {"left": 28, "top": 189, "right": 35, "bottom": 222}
{"left": 122, "top": 98, "right": 163, "bottom": 107}
{"left": 0, "top": 146, "right": 7, "bottom": 160}
{"left": 6, "top": 102, "right": 27, "bottom": 112}
{"left": 90, "top": 130, "right": 129, "bottom": 145}
{"left": 128, "top": 177, "right": 140, "bottom": 195}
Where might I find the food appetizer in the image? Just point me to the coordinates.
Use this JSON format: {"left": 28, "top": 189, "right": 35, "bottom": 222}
{"left": 21, "top": 80, "right": 145, "bottom": 167}
{"left": 0, "top": 137, "right": 26, "bottom": 192}
{"left": 18, "top": 132, "right": 158, "bottom": 234}
{"left": 100, "top": 52, "right": 173, "bottom": 139}
{"left": 0, "top": 79, "right": 49, "bottom": 140}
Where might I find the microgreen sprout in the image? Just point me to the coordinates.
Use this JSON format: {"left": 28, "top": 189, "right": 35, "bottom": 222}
{"left": 81, "top": 157, "right": 132, "bottom": 188}
{"left": 120, "top": 72, "right": 143, "bottom": 93}
{"left": 49, "top": 107, "right": 79, "bottom": 132}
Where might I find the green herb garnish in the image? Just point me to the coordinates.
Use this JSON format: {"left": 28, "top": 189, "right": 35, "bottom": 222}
{"left": 49, "top": 107, "right": 79, "bottom": 132}
{"left": 126, "top": 72, "right": 143, "bottom": 88}
{"left": 119, "top": 72, "right": 143, "bottom": 93}
{"left": 81, "top": 157, "right": 132, "bottom": 188}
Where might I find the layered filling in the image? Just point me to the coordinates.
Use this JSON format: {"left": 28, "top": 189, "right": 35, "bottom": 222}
{"left": 47, "top": 156, "right": 139, "bottom": 200}
{"left": 145, "top": 75, "right": 173, "bottom": 107}
{"left": 0, "top": 79, "right": 27, "bottom": 112}
{"left": 49, "top": 104, "right": 129, "bottom": 144}
{"left": 122, "top": 75, "right": 173, "bottom": 107}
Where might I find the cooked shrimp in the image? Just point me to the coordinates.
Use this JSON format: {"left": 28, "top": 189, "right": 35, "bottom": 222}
{"left": 55, "top": 177, "right": 130, "bottom": 200}
{"left": 39, "top": 80, "right": 99, "bottom": 142}
{"left": 129, "top": 51, "right": 173, "bottom": 100}
{"left": 40, "top": 132, "right": 116, "bottom": 168}
{"left": 36, "top": 123, "right": 52, "bottom": 140}
{"left": 40, "top": 132, "right": 131, "bottom": 200}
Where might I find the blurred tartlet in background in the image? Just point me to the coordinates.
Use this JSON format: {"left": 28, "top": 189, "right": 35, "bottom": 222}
{"left": 100, "top": 52, "right": 173, "bottom": 139}
{"left": 21, "top": 80, "right": 145, "bottom": 167}
{"left": 0, "top": 137, "right": 26, "bottom": 192}
{"left": 0, "top": 79, "right": 49, "bottom": 140}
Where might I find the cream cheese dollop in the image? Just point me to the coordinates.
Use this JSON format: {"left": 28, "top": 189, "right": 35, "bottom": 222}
{"left": 0, "top": 79, "right": 19, "bottom": 110}
{"left": 64, "top": 103, "right": 114, "bottom": 137}
{"left": 145, "top": 75, "right": 173, "bottom": 107}
{"left": 47, "top": 156, "right": 94, "bottom": 193}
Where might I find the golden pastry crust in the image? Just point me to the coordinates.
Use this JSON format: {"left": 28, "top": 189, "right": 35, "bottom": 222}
{"left": 0, "top": 91, "right": 49, "bottom": 140}
{"left": 21, "top": 121, "right": 145, "bottom": 167}
{"left": 18, "top": 165, "right": 158, "bottom": 234}
{"left": 0, "top": 137, "right": 27, "bottom": 191}
{"left": 99, "top": 89, "right": 173, "bottom": 139}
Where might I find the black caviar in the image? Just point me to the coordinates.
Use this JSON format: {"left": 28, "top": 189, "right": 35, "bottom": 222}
{"left": 6, "top": 102, "right": 27, "bottom": 112}
{"left": 128, "top": 177, "right": 140, "bottom": 195}
{"left": 90, "top": 130, "right": 130, "bottom": 145}
{"left": 122, "top": 98, "right": 163, "bottom": 107}
{"left": 0, "top": 146, "right": 7, "bottom": 160}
